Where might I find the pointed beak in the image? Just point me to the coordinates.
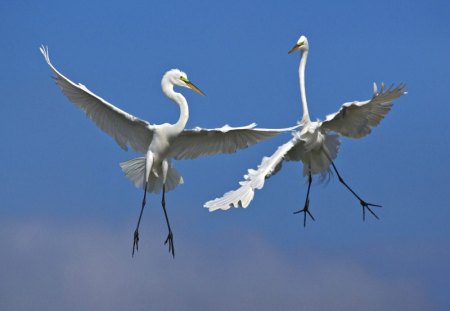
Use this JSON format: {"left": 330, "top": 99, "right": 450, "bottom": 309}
{"left": 186, "top": 81, "right": 206, "bottom": 96}
{"left": 288, "top": 43, "right": 301, "bottom": 54}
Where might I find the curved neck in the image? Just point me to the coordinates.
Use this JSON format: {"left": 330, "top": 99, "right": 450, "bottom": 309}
{"left": 298, "top": 50, "right": 310, "bottom": 124}
{"left": 162, "top": 83, "right": 189, "bottom": 132}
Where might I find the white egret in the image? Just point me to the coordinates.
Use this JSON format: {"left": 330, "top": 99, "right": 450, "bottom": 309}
{"left": 40, "top": 46, "right": 297, "bottom": 256}
{"left": 204, "top": 35, "right": 406, "bottom": 225}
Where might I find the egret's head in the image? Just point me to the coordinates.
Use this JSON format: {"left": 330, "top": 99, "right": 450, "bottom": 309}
{"left": 163, "top": 69, "right": 205, "bottom": 96}
{"left": 288, "top": 35, "right": 309, "bottom": 54}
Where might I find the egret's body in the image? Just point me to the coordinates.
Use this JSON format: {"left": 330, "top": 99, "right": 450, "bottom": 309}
{"left": 205, "top": 36, "right": 406, "bottom": 224}
{"left": 40, "top": 46, "right": 296, "bottom": 256}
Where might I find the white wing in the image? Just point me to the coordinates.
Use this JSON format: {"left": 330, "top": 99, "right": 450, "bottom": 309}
{"left": 204, "top": 139, "right": 296, "bottom": 211}
{"left": 321, "top": 83, "right": 406, "bottom": 138}
{"left": 40, "top": 46, "right": 153, "bottom": 153}
{"left": 169, "top": 123, "right": 298, "bottom": 160}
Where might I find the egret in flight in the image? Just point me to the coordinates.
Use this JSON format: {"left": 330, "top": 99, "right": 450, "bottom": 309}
{"left": 40, "top": 46, "right": 297, "bottom": 257}
{"left": 204, "top": 35, "right": 406, "bottom": 226}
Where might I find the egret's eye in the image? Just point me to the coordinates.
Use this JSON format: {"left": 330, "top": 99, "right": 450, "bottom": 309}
{"left": 180, "top": 76, "right": 188, "bottom": 83}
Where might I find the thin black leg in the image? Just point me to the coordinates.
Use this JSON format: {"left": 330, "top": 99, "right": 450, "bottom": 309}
{"left": 329, "top": 160, "right": 381, "bottom": 221}
{"left": 294, "top": 170, "right": 315, "bottom": 226}
{"left": 132, "top": 182, "right": 148, "bottom": 257}
{"left": 161, "top": 184, "right": 175, "bottom": 258}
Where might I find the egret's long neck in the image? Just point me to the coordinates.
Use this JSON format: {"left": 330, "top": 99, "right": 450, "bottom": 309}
{"left": 162, "top": 83, "right": 189, "bottom": 132}
{"left": 298, "top": 49, "right": 310, "bottom": 124}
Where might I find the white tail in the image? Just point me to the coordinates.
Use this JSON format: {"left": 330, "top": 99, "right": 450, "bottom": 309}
{"left": 120, "top": 157, "right": 184, "bottom": 194}
{"left": 286, "top": 131, "right": 341, "bottom": 180}
{"left": 304, "top": 133, "right": 340, "bottom": 179}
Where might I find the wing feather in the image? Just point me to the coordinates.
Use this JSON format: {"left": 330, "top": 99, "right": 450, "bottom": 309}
{"left": 321, "top": 83, "right": 406, "bottom": 138}
{"left": 204, "top": 139, "right": 296, "bottom": 211}
{"left": 40, "top": 46, "right": 153, "bottom": 153}
{"left": 169, "top": 123, "right": 298, "bottom": 160}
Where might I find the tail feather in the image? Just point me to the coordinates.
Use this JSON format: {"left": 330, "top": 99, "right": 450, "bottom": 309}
{"left": 303, "top": 133, "right": 340, "bottom": 181}
{"left": 120, "top": 157, "right": 183, "bottom": 194}
{"left": 286, "top": 132, "right": 340, "bottom": 180}
{"left": 120, "top": 157, "right": 146, "bottom": 189}
{"left": 164, "top": 166, "right": 184, "bottom": 192}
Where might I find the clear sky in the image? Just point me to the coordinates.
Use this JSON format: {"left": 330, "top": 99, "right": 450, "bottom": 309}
{"left": 1, "top": 0, "right": 449, "bottom": 310}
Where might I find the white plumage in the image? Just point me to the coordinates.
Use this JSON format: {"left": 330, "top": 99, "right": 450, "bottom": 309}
{"left": 205, "top": 35, "right": 406, "bottom": 225}
{"left": 40, "top": 46, "right": 296, "bottom": 256}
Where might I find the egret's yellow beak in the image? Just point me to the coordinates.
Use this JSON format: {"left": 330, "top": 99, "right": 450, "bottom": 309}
{"left": 288, "top": 42, "right": 303, "bottom": 54}
{"left": 186, "top": 81, "right": 206, "bottom": 96}
{"left": 180, "top": 76, "right": 205, "bottom": 96}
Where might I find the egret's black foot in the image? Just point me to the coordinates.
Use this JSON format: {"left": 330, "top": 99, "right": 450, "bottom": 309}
{"left": 164, "top": 230, "right": 175, "bottom": 258}
{"left": 360, "top": 200, "right": 381, "bottom": 221}
{"left": 132, "top": 229, "right": 139, "bottom": 257}
{"left": 293, "top": 198, "right": 315, "bottom": 227}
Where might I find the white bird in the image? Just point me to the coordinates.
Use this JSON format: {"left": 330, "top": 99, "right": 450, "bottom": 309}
{"left": 40, "top": 46, "right": 297, "bottom": 256}
{"left": 204, "top": 35, "right": 406, "bottom": 225}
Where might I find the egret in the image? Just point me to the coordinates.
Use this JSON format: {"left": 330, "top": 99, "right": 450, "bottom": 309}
{"left": 40, "top": 46, "right": 297, "bottom": 257}
{"left": 204, "top": 35, "right": 406, "bottom": 226}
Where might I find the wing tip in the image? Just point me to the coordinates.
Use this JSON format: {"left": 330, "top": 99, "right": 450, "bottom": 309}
{"left": 373, "top": 82, "right": 407, "bottom": 98}
{"left": 398, "top": 82, "right": 408, "bottom": 95}
{"left": 39, "top": 45, "right": 50, "bottom": 64}
{"left": 204, "top": 200, "right": 244, "bottom": 212}
{"left": 204, "top": 201, "right": 226, "bottom": 212}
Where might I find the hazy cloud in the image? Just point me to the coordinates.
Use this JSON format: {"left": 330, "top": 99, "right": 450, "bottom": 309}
{"left": 0, "top": 220, "right": 431, "bottom": 311}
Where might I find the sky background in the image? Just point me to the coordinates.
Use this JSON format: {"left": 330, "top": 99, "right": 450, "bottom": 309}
{"left": 1, "top": 0, "right": 450, "bottom": 310}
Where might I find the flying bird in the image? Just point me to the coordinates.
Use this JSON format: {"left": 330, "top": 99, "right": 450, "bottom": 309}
{"left": 204, "top": 35, "right": 406, "bottom": 226}
{"left": 40, "top": 46, "right": 297, "bottom": 257}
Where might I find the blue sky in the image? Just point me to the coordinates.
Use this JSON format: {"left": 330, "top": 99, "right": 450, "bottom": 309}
{"left": 1, "top": 0, "right": 449, "bottom": 310}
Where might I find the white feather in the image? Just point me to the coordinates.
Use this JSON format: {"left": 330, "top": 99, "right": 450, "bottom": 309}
{"left": 204, "top": 35, "right": 406, "bottom": 212}
{"left": 40, "top": 46, "right": 153, "bottom": 153}
{"left": 205, "top": 140, "right": 296, "bottom": 211}
{"left": 169, "top": 124, "right": 299, "bottom": 160}
{"left": 120, "top": 157, "right": 184, "bottom": 194}
{"left": 321, "top": 83, "right": 406, "bottom": 138}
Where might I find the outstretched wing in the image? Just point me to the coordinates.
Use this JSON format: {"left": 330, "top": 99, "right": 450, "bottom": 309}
{"left": 321, "top": 83, "right": 406, "bottom": 138}
{"left": 40, "top": 46, "right": 153, "bottom": 153}
{"left": 169, "top": 123, "right": 298, "bottom": 160}
{"left": 204, "top": 139, "right": 296, "bottom": 211}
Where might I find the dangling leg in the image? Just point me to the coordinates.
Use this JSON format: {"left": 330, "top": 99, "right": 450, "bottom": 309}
{"left": 161, "top": 160, "right": 175, "bottom": 258}
{"left": 329, "top": 160, "right": 381, "bottom": 221}
{"left": 132, "top": 152, "right": 153, "bottom": 257}
{"left": 161, "top": 184, "right": 175, "bottom": 257}
{"left": 132, "top": 182, "right": 148, "bottom": 256}
{"left": 294, "top": 168, "right": 315, "bottom": 227}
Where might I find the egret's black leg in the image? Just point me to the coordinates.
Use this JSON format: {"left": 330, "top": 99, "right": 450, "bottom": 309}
{"left": 133, "top": 182, "right": 148, "bottom": 257}
{"left": 329, "top": 161, "right": 381, "bottom": 221}
{"left": 294, "top": 171, "right": 315, "bottom": 226}
{"left": 161, "top": 184, "right": 175, "bottom": 258}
